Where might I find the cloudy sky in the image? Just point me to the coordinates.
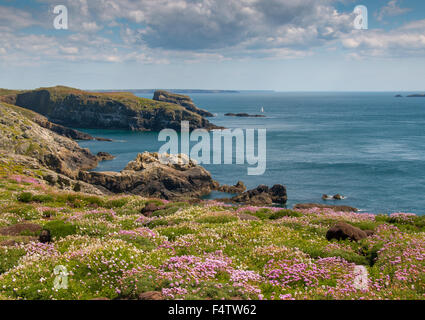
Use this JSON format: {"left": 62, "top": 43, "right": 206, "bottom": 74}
{"left": 1, "top": 0, "right": 425, "bottom": 91}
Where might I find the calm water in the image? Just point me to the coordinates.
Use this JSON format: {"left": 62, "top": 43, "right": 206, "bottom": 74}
{"left": 77, "top": 92, "right": 425, "bottom": 214}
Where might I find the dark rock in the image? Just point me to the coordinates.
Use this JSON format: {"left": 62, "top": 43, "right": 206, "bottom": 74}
{"left": 231, "top": 184, "right": 287, "bottom": 205}
{"left": 395, "top": 94, "right": 403, "bottom": 98}
{"left": 326, "top": 222, "right": 368, "bottom": 242}
{"left": 217, "top": 181, "right": 246, "bottom": 194}
{"left": 79, "top": 152, "right": 219, "bottom": 200}
{"left": 364, "top": 230, "right": 374, "bottom": 237}
{"left": 225, "top": 113, "right": 266, "bottom": 118}
{"left": 39, "top": 229, "right": 51, "bottom": 243}
{"left": 153, "top": 90, "right": 213, "bottom": 117}
{"left": 138, "top": 291, "right": 164, "bottom": 300}
{"left": 96, "top": 152, "right": 115, "bottom": 161}
{"left": 333, "top": 194, "right": 343, "bottom": 200}
{"left": 293, "top": 203, "right": 358, "bottom": 212}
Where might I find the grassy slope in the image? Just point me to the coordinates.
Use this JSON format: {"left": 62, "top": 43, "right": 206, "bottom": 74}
{"left": 0, "top": 161, "right": 424, "bottom": 300}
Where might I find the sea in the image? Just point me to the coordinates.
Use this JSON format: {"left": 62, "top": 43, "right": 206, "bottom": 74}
{"left": 76, "top": 92, "right": 425, "bottom": 215}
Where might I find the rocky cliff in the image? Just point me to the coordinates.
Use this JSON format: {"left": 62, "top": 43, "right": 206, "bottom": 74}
{"left": 0, "top": 102, "right": 99, "bottom": 178}
{"left": 13, "top": 86, "right": 218, "bottom": 131}
{"left": 153, "top": 90, "right": 214, "bottom": 117}
{"left": 79, "top": 152, "right": 218, "bottom": 200}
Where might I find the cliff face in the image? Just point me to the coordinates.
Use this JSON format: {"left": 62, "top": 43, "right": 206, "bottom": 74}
{"left": 14, "top": 86, "right": 218, "bottom": 131}
{"left": 0, "top": 102, "right": 98, "bottom": 178}
{"left": 153, "top": 90, "right": 214, "bottom": 117}
{"left": 3, "top": 103, "right": 108, "bottom": 141}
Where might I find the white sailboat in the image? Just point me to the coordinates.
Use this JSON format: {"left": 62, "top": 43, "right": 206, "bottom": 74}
{"left": 260, "top": 107, "right": 265, "bottom": 113}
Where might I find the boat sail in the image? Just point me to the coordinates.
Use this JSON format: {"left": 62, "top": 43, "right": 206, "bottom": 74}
{"left": 260, "top": 107, "right": 265, "bottom": 113}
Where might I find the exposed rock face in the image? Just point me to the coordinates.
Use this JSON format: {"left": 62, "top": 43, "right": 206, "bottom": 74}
{"left": 96, "top": 152, "right": 115, "bottom": 161}
{"left": 0, "top": 153, "right": 108, "bottom": 195}
{"left": 0, "top": 103, "right": 98, "bottom": 179}
{"left": 225, "top": 113, "right": 266, "bottom": 118}
{"left": 79, "top": 152, "right": 219, "bottom": 200}
{"left": 326, "top": 222, "right": 368, "bottom": 242}
{"left": 15, "top": 86, "right": 218, "bottom": 132}
{"left": 217, "top": 181, "right": 246, "bottom": 194}
{"left": 3, "top": 102, "right": 110, "bottom": 141}
{"left": 231, "top": 184, "right": 287, "bottom": 205}
{"left": 153, "top": 90, "right": 213, "bottom": 117}
{"left": 293, "top": 203, "right": 358, "bottom": 212}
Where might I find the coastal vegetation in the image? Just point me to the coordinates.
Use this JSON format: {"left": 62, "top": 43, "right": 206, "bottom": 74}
{"left": 0, "top": 90, "right": 424, "bottom": 300}
{"left": 0, "top": 169, "right": 424, "bottom": 300}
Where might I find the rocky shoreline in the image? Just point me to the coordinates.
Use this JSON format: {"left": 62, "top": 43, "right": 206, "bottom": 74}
{"left": 0, "top": 88, "right": 287, "bottom": 206}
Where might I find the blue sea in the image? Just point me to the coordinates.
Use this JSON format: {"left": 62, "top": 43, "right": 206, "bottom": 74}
{"left": 77, "top": 92, "right": 425, "bottom": 215}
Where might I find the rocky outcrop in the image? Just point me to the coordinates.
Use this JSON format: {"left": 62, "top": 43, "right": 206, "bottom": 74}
{"left": 407, "top": 94, "right": 425, "bottom": 97}
{"left": 230, "top": 184, "right": 287, "bottom": 205}
{"left": 225, "top": 113, "right": 265, "bottom": 118}
{"left": 0, "top": 103, "right": 99, "bottom": 179}
{"left": 153, "top": 90, "right": 213, "bottom": 117}
{"left": 217, "top": 181, "right": 246, "bottom": 194}
{"left": 294, "top": 203, "right": 358, "bottom": 212}
{"left": 96, "top": 152, "right": 115, "bottom": 161}
{"left": 79, "top": 152, "right": 219, "bottom": 200}
{"left": 14, "top": 86, "right": 219, "bottom": 132}
{"left": 326, "top": 222, "right": 368, "bottom": 242}
{"left": 2, "top": 102, "right": 111, "bottom": 141}
{"left": 322, "top": 194, "right": 345, "bottom": 200}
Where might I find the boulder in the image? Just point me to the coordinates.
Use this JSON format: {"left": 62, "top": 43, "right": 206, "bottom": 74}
{"left": 364, "top": 230, "right": 374, "bottom": 237}
{"left": 326, "top": 222, "right": 367, "bottom": 242}
{"left": 39, "top": 229, "right": 51, "bottom": 243}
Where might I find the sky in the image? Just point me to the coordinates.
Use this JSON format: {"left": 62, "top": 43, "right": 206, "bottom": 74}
{"left": 0, "top": 0, "right": 425, "bottom": 91}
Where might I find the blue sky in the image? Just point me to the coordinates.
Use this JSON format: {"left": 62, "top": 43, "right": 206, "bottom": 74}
{"left": 0, "top": 0, "right": 425, "bottom": 91}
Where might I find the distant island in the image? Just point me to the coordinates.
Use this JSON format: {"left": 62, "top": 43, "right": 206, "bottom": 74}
{"left": 225, "top": 113, "right": 266, "bottom": 118}
{"left": 407, "top": 94, "right": 425, "bottom": 97}
{"left": 97, "top": 89, "right": 240, "bottom": 94}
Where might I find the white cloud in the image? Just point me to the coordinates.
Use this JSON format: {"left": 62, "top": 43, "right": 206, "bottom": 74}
{"left": 376, "top": 0, "right": 411, "bottom": 22}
